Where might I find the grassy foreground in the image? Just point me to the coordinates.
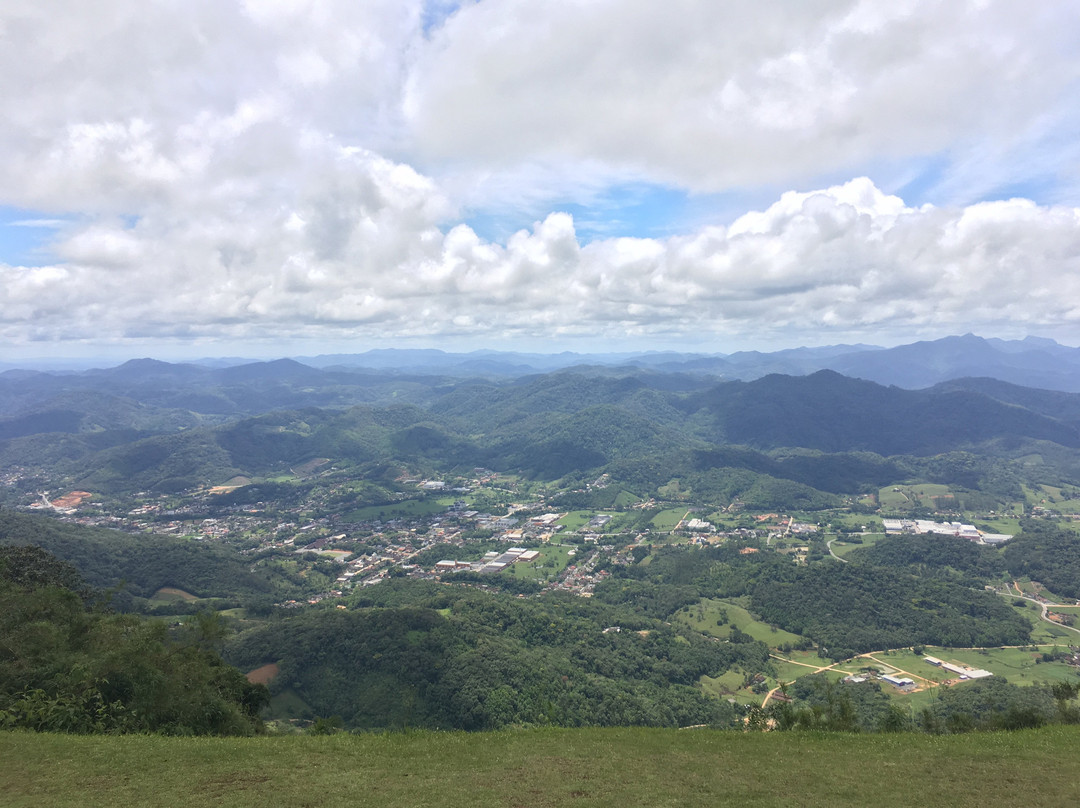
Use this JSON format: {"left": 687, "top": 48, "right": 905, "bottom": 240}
{"left": 4, "top": 726, "right": 1080, "bottom": 807}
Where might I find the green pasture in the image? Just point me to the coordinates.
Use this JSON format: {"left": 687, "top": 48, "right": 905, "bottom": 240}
{"left": 1012, "top": 578, "right": 1074, "bottom": 605}
{"left": 1008, "top": 601, "right": 1080, "bottom": 644}
{"left": 598, "top": 511, "right": 643, "bottom": 534}
{"left": 698, "top": 669, "right": 760, "bottom": 705}
{"left": 926, "top": 646, "right": 1080, "bottom": 686}
{"left": 971, "top": 516, "right": 1022, "bottom": 534}
{"left": 878, "top": 483, "right": 952, "bottom": 511}
{"left": 823, "top": 511, "right": 881, "bottom": 530}
{"left": 677, "top": 598, "right": 806, "bottom": 649}
{"left": 7, "top": 727, "right": 1080, "bottom": 808}
{"left": 149, "top": 586, "right": 199, "bottom": 604}
{"left": 1027, "top": 484, "right": 1080, "bottom": 512}
{"left": 343, "top": 496, "right": 453, "bottom": 522}
{"left": 557, "top": 511, "right": 592, "bottom": 531}
{"left": 828, "top": 532, "right": 887, "bottom": 557}
{"left": 769, "top": 650, "right": 832, "bottom": 684}
{"left": 650, "top": 508, "right": 689, "bottom": 531}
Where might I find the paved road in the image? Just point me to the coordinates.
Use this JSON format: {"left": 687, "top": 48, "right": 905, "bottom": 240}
{"left": 826, "top": 538, "right": 848, "bottom": 563}
{"left": 996, "top": 585, "right": 1080, "bottom": 637}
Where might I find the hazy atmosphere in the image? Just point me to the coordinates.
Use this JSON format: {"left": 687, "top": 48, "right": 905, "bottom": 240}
{"left": 2, "top": 0, "right": 1078, "bottom": 360}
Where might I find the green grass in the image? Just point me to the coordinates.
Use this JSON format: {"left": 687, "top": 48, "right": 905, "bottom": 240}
{"left": 828, "top": 532, "right": 887, "bottom": 557}
{"left": 4, "top": 727, "right": 1080, "bottom": 807}
{"left": 343, "top": 497, "right": 451, "bottom": 522}
{"left": 1032, "top": 484, "right": 1080, "bottom": 512}
{"left": 970, "top": 516, "right": 1022, "bottom": 534}
{"left": 557, "top": 510, "right": 592, "bottom": 531}
{"left": 1008, "top": 601, "right": 1080, "bottom": 644}
{"left": 148, "top": 586, "right": 199, "bottom": 604}
{"left": 676, "top": 599, "right": 806, "bottom": 649}
{"left": 824, "top": 512, "right": 882, "bottom": 530}
{"left": 513, "top": 544, "right": 576, "bottom": 581}
{"left": 878, "top": 483, "right": 952, "bottom": 511}
{"left": 926, "top": 646, "right": 1080, "bottom": 686}
{"left": 650, "top": 508, "right": 688, "bottom": 531}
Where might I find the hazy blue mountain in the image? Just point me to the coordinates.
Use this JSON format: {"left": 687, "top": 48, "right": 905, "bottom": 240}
{"left": 687, "top": 370, "right": 1080, "bottom": 455}
{"left": 823, "top": 334, "right": 1080, "bottom": 391}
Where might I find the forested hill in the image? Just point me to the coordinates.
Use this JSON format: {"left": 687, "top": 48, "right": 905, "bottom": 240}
{"left": 688, "top": 370, "right": 1080, "bottom": 454}
{"left": 4, "top": 362, "right": 1080, "bottom": 497}
{"left": 0, "top": 509, "right": 274, "bottom": 603}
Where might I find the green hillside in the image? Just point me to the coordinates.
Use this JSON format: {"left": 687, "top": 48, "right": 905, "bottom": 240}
{"left": 3, "top": 726, "right": 1079, "bottom": 808}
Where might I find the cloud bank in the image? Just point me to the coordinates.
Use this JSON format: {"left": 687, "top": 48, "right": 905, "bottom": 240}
{"left": 1, "top": 0, "right": 1077, "bottom": 354}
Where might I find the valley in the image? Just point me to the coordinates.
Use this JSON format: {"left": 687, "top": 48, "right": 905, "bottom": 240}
{"left": 2, "top": 339, "right": 1080, "bottom": 736}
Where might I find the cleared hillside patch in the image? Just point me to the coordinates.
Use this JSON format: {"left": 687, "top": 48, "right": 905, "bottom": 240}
{"left": 677, "top": 598, "right": 806, "bottom": 648}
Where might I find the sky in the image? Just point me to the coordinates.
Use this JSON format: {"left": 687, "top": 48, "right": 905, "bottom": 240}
{"left": 2, "top": 0, "right": 1079, "bottom": 362}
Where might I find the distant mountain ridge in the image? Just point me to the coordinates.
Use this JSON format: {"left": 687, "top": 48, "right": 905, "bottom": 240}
{"left": 4, "top": 334, "right": 1079, "bottom": 391}
{"left": 5, "top": 361, "right": 1080, "bottom": 497}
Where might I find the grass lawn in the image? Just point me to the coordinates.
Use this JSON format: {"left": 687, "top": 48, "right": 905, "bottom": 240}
{"left": 698, "top": 670, "right": 761, "bottom": 705}
{"left": 513, "top": 544, "right": 576, "bottom": 581}
{"left": 877, "top": 486, "right": 910, "bottom": 509}
{"left": 769, "top": 650, "right": 832, "bottom": 684}
{"left": 5, "top": 727, "right": 1080, "bottom": 808}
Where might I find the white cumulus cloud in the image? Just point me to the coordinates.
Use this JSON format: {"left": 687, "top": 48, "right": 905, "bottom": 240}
{"left": 0, "top": 0, "right": 1077, "bottom": 355}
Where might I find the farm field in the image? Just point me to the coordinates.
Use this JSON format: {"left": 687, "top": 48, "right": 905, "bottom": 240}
{"left": 4, "top": 727, "right": 1080, "bottom": 808}
{"left": 149, "top": 586, "right": 199, "bottom": 604}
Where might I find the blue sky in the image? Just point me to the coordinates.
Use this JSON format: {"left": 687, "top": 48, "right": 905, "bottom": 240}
{"left": 1, "top": 0, "right": 1078, "bottom": 361}
{"left": 0, "top": 209, "right": 65, "bottom": 267}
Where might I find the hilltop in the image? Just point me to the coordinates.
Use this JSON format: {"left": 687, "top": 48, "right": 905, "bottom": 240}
{"left": 4, "top": 726, "right": 1080, "bottom": 807}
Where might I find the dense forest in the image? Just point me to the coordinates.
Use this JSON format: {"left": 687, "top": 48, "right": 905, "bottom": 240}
{"left": 226, "top": 581, "right": 765, "bottom": 731}
{"left": 0, "top": 510, "right": 276, "bottom": 607}
{"left": 0, "top": 546, "right": 267, "bottom": 735}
